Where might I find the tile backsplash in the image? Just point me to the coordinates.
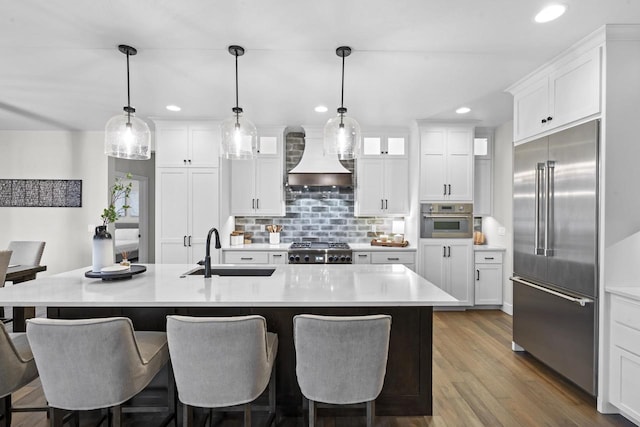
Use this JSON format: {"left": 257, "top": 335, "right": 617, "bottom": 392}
{"left": 234, "top": 131, "right": 399, "bottom": 244}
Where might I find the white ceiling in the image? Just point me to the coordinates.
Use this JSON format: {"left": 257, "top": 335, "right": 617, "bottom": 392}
{"left": 1, "top": 0, "right": 640, "bottom": 132}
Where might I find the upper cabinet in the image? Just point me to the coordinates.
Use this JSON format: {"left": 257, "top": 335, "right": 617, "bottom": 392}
{"left": 418, "top": 123, "right": 474, "bottom": 202}
{"left": 509, "top": 46, "right": 601, "bottom": 142}
{"left": 154, "top": 120, "right": 221, "bottom": 167}
{"left": 356, "top": 131, "right": 409, "bottom": 216}
{"left": 229, "top": 126, "right": 285, "bottom": 217}
{"left": 473, "top": 129, "right": 493, "bottom": 217}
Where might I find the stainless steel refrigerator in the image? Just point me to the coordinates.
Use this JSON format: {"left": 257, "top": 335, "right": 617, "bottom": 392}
{"left": 512, "top": 119, "right": 599, "bottom": 395}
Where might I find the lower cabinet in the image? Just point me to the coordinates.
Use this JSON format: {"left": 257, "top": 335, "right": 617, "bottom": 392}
{"left": 609, "top": 294, "right": 640, "bottom": 424}
{"left": 352, "top": 250, "right": 416, "bottom": 271}
{"left": 420, "top": 239, "right": 473, "bottom": 306}
{"left": 222, "top": 250, "right": 288, "bottom": 264}
{"left": 474, "top": 251, "right": 504, "bottom": 305}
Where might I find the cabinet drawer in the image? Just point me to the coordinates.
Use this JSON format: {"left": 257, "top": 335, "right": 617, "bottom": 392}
{"left": 353, "top": 252, "right": 372, "bottom": 264}
{"left": 612, "top": 295, "right": 640, "bottom": 331}
{"left": 224, "top": 251, "right": 269, "bottom": 264}
{"left": 268, "top": 252, "right": 287, "bottom": 264}
{"left": 474, "top": 251, "right": 503, "bottom": 264}
{"left": 371, "top": 252, "right": 415, "bottom": 264}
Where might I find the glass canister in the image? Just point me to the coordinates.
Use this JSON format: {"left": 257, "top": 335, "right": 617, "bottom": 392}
{"left": 92, "top": 226, "right": 114, "bottom": 272}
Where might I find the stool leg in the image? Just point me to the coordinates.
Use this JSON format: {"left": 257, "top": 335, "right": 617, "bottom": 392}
{"left": 243, "top": 403, "right": 251, "bottom": 427}
{"left": 0, "top": 395, "right": 10, "bottom": 427}
{"left": 308, "top": 399, "right": 316, "bottom": 427}
{"left": 366, "top": 400, "right": 375, "bottom": 427}
{"left": 182, "top": 404, "right": 193, "bottom": 427}
{"left": 111, "top": 405, "right": 122, "bottom": 427}
{"left": 49, "top": 408, "right": 65, "bottom": 427}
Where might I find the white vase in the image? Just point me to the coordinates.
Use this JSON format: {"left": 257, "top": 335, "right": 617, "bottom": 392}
{"left": 92, "top": 226, "right": 114, "bottom": 272}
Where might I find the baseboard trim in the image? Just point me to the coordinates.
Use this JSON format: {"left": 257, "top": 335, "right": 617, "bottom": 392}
{"left": 502, "top": 302, "right": 513, "bottom": 316}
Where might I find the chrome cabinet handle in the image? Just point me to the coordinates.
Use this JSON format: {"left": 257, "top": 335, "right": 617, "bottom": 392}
{"left": 442, "top": 246, "right": 446, "bottom": 257}
{"left": 443, "top": 184, "right": 447, "bottom": 196}
{"left": 252, "top": 199, "right": 255, "bottom": 209}
{"left": 240, "top": 257, "right": 253, "bottom": 261}
{"left": 387, "top": 257, "right": 400, "bottom": 261}
{"left": 381, "top": 199, "right": 384, "bottom": 209}
{"left": 256, "top": 199, "right": 259, "bottom": 209}
{"left": 272, "top": 254, "right": 282, "bottom": 257}
{"left": 545, "top": 161, "right": 555, "bottom": 257}
{"left": 476, "top": 269, "right": 480, "bottom": 280}
{"left": 183, "top": 236, "right": 187, "bottom": 247}
{"left": 385, "top": 199, "right": 388, "bottom": 209}
{"left": 188, "top": 235, "right": 192, "bottom": 247}
{"left": 484, "top": 257, "right": 494, "bottom": 260}
{"left": 447, "top": 246, "right": 451, "bottom": 257}
{"left": 448, "top": 184, "right": 451, "bottom": 195}
{"left": 358, "top": 254, "right": 368, "bottom": 258}
{"left": 510, "top": 276, "right": 593, "bottom": 307}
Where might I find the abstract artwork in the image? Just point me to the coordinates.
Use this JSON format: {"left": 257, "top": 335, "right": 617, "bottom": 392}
{"left": 0, "top": 179, "right": 82, "bottom": 207}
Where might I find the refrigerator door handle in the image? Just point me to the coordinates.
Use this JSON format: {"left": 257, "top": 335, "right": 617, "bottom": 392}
{"left": 510, "top": 276, "right": 593, "bottom": 307}
{"left": 545, "top": 161, "right": 555, "bottom": 257}
{"left": 535, "top": 162, "right": 545, "bottom": 255}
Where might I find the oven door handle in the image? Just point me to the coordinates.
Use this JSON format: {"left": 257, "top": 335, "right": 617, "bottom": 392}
{"left": 422, "top": 214, "right": 471, "bottom": 219}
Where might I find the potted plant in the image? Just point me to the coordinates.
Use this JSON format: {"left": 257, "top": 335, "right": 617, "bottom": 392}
{"left": 92, "top": 174, "right": 132, "bottom": 272}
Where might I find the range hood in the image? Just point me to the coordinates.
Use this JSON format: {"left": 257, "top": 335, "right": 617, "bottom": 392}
{"left": 287, "top": 128, "right": 352, "bottom": 187}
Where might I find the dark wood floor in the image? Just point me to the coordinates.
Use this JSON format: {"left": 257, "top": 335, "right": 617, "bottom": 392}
{"left": 9, "top": 310, "right": 634, "bottom": 426}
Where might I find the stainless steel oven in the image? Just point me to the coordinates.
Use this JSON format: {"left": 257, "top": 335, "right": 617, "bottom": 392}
{"left": 420, "top": 203, "right": 473, "bottom": 238}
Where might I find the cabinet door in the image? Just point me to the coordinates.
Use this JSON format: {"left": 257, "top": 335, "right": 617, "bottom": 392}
{"left": 549, "top": 48, "right": 601, "bottom": 129}
{"left": 156, "top": 127, "right": 190, "bottom": 167}
{"left": 353, "top": 252, "right": 372, "bottom": 264}
{"left": 356, "top": 158, "right": 384, "bottom": 215}
{"left": 446, "top": 129, "right": 473, "bottom": 201}
{"left": 448, "top": 241, "right": 473, "bottom": 305}
{"left": 513, "top": 77, "right": 549, "bottom": 141}
{"left": 474, "top": 263, "right": 503, "bottom": 305}
{"left": 269, "top": 252, "right": 287, "bottom": 264}
{"left": 383, "top": 158, "right": 409, "bottom": 215}
{"left": 419, "top": 130, "right": 447, "bottom": 201}
{"left": 190, "top": 128, "right": 220, "bottom": 167}
{"left": 230, "top": 159, "right": 257, "bottom": 216}
{"left": 474, "top": 158, "right": 491, "bottom": 216}
{"left": 420, "top": 241, "right": 447, "bottom": 292}
{"left": 157, "top": 169, "right": 189, "bottom": 262}
{"left": 189, "top": 169, "right": 220, "bottom": 263}
{"left": 255, "top": 157, "right": 284, "bottom": 216}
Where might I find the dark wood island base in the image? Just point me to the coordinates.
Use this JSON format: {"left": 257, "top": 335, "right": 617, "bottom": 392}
{"left": 47, "top": 305, "right": 434, "bottom": 416}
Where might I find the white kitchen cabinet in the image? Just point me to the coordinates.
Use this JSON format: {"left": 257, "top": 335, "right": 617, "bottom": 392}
{"left": 352, "top": 250, "right": 415, "bottom": 271}
{"left": 356, "top": 157, "right": 408, "bottom": 216}
{"left": 418, "top": 124, "right": 474, "bottom": 202}
{"left": 509, "top": 46, "right": 601, "bottom": 142}
{"left": 361, "top": 134, "right": 407, "bottom": 157}
{"left": 609, "top": 294, "right": 640, "bottom": 424}
{"left": 156, "top": 168, "right": 219, "bottom": 264}
{"left": 474, "top": 251, "right": 503, "bottom": 305}
{"left": 230, "top": 130, "right": 285, "bottom": 217}
{"left": 154, "top": 120, "right": 221, "bottom": 168}
{"left": 222, "top": 250, "right": 287, "bottom": 264}
{"left": 473, "top": 131, "right": 493, "bottom": 217}
{"left": 420, "top": 239, "right": 473, "bottom": 305}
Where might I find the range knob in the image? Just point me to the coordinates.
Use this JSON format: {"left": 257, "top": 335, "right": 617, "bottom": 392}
{"left": 328, "top": 256, "right": 335, "bottom": 262}
{"left": 289, "top": 255, "right": 295, "bottom": 262}
{"left": 345, "top": 256, "right": 352, "bottom": 262}
{"left": 340, "top": 256, "right": 346, "bottom": 262}
{"left": 294, "top": 255, "right": 300, "bottom": 262}
{"left": 304, "top": 255, "right": 310, "bottom": 262}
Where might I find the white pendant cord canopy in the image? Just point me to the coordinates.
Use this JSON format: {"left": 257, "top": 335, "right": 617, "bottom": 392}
{"left": 220, "top": 45, "right": 257, "bottom": 159}
{"left": 324, "top": 46, "right": 361, "bottom": 160}
{"left": 104, "top": 45, "right": 151, "bottom": 160}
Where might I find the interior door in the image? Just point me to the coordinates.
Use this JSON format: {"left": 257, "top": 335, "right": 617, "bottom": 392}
{"left": 547, "top": 120, "right": 598, "bottom": 297}
{"left": 513, "top": 137, "right": 549, "bottom": 283}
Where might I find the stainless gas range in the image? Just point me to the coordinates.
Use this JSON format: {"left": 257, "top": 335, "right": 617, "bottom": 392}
{"left": 288, "top": 242, "right": 352, "bottom": 264}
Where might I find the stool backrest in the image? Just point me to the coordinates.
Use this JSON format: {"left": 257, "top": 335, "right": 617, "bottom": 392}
{"left": 167, "top": 315, "right": 272, "bottom": 407}
{"left": 0, "top": 322, "right": 36, "bottom": 398}
{"left": 0, "top": 250, "right": 11, "bottom": 286}
{"left": 26, "top": 317, "right": 146, "bottom": 410}
{"left": 293, "top": 314, "right": 392, "bottom": 405}
{"left": 7, "top": 241, "right": 45, "bottom": 266}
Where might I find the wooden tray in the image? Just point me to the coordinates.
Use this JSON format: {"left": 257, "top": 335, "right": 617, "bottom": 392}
{"left": 85, "top": 265, "right": 146, "bottom": 281}
{"left": 370, "top": 239, "right": 409, "bottom": 247}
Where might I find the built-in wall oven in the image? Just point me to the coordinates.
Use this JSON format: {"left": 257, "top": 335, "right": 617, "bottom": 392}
{"left": 420, "top": 203, "right": 473, "bottom": 238}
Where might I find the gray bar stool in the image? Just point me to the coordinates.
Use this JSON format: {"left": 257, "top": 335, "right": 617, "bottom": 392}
{"left": 26, "top": 317, "right": 172, "bottom": 427}
{"left": 166, "top": 315, "right": 278, "bottom": 427}
{"left": 293, "top": 314, "right": 392, "bottom": 427}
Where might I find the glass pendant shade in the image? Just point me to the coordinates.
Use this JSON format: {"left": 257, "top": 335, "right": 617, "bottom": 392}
{"left": 104, "top": 111, "right": 151, "bottom": 160}
{"left": 324, "top": 114, "right": 361, "bottom": 160}
{"left": 220, "top": 113, "right": 258, "bottom": 160}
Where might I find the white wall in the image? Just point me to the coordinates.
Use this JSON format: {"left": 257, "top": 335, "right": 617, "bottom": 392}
{"left": 0, "top": 131, "right": 108, "bottom": 275}
{"left": 482, "top": 120, "right": 514, "bottom": 314}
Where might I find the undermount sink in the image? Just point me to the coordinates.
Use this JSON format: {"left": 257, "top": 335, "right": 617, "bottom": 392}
{"left": 182, "top": 267, "right": 276, "bottom": 277}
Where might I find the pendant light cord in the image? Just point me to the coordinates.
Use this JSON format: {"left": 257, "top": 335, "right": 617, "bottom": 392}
{"left": 235, "top": 51, "right": 240, "bottom": 125}
{"left": 126, "top": 51, "right": 131, "bottom": 125}
{"left": 340, "top": 53, "right": 345, "bottom": 111}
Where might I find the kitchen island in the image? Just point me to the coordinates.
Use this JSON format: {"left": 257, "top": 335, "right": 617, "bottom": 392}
{"left": 0, "top": 263, "right": 458, "bottom": 416}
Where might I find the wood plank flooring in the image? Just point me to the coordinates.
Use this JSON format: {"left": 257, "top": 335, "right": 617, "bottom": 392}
{"left": 9, "top": 310, "right": 635, "bottom": 426}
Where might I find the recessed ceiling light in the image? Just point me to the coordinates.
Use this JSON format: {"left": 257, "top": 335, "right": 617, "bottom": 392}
{"left": 456, "top": 107, "right": 471, "bottom": 114}
{"left": 166, "top": 105, "right": 181, "bottom": 112}
{"left": 314, "top": 105, "right": 328, "bottom": 113}
{"left": 535, "top": 4, "right": 567, "bottom": 23}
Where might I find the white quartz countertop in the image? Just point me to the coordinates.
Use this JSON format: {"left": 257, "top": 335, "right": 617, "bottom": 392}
{"left": 607, "top": 287, "right": 640, "bottom": 302}
{"left": 0, "top": 264, "right": 458, "bottom": 308}
{"left": 222, "top": 243, "right": 416, "bottom": 251}
{"left": 473, "top": 245, "right": 506, "bottom": 252}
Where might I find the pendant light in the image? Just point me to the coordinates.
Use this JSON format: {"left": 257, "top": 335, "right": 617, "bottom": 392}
{"left": 104, "top": 45, "right": 151, "bottom": 160}
{"left": 220, "top": 45, "right": 257, "bottom": 159}
{"left": 324, "top": 46, "right": 361, "bottom": 160}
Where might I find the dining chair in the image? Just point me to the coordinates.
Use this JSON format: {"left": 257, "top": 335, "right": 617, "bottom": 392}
{"left": 7, "top": 241, "right": 46, "bottom": 267}
{"left": 26, "top": 317, "right": 173, "bottom": 427}
{"left": 166, "top": 315, "right": 278, "bottom": 427}
{"left": 0, "top": 250, "right": 12, "bottom": 323}
{"left": 293, "top": 314, "right": 391, "bottom": 427}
